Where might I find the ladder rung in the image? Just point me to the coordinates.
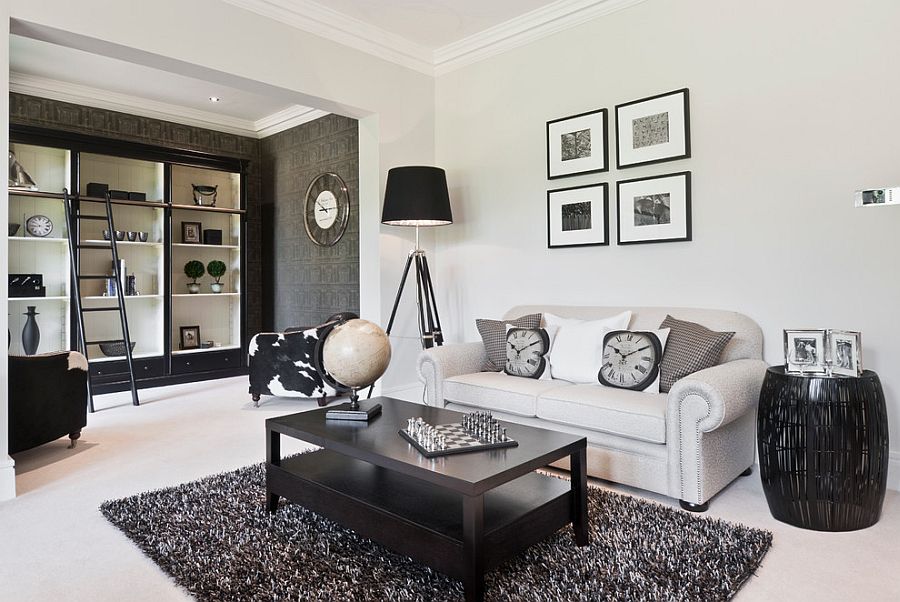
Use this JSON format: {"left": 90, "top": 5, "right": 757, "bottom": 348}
{"left": 82, "top": 307, "right": 120, "bottom": 313}
{"left": 77, "top": 244, "right": 112, "bottom": 250}
{"left": 78, "top": 274, "right": 113, "bottom": 280}
{"left": 77, "top": 215, "right": 109, "bottom": 221}
{"left": 85, "top": 339, "right": 125, "bottom": 346}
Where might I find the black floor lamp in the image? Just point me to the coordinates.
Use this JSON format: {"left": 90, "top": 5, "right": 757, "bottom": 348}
{"left": 381, "top": 166, "right": 453, "bottom": 350}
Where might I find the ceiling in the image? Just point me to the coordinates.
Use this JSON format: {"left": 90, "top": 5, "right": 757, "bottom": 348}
{"left": 317, "top": 0, "right": 556, "bottom": 48}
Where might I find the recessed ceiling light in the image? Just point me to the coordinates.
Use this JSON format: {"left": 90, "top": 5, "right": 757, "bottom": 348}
{"left": 208, "top": 96, "right": 220, "bottom": 103}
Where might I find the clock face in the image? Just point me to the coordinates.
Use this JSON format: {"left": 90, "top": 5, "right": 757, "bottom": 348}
{"left": 505, "top": 327, "right": 550, "bottom": 379}
{"left": 598, "top": 330, "right": 663, "bottom": 391}
{"left": 26, "top": 215, "right": 53, "bottom": 238}
{"left": 314, "top": 191, "right": 338, "bottom": 229}
{"left": 304, "top": 173, "right": 350, "bottom": 247}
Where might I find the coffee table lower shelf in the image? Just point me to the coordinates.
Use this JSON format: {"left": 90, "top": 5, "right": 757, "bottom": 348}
{"left": 267, "top": 450, "right": 573, "bottom": 583}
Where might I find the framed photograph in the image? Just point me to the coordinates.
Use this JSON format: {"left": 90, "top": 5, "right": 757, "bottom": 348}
{"left": 547, "top": 183, "right": 609, "bottom": 248}
{"left": 181, "top": 221, "right": 202, "bottom": 244}
{"left": 616, "top": 172, "right": 691, "bottom": 245}
{"left": 615, "top": 88, "right": 690, "bottom": 169}
{"left": 784, "top": 329, "right": 827, "bottom": 374}
{"left": 829, "top": 330, "right": 862, "bottom": 377}
{"left": 180, "top": 325, "right": 201, "bottom": 350}
{"left": 546, "top": 108, "right": 608, "bottom": 179}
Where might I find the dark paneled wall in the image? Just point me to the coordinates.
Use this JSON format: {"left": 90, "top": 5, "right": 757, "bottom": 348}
{"left": 260, "top": 114, "right": 360, "bottom": 331}
{"left": 9, "top": 92, "right": 263, "bottom": 341}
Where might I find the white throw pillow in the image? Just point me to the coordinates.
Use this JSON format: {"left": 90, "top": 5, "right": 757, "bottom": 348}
{"left": 544, "top": 311, "right": 632, "bottom": 383}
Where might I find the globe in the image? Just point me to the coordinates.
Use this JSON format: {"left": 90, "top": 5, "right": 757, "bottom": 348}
{"left": 322, "top": 319, "right": 392, "bottom": 390}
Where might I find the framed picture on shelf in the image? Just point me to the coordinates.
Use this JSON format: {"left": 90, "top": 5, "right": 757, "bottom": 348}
{"left": 784, "top": 329, "right": 827, "bottom": 374}
{"left": 829, "top": 330, "right": 862, "bottom": 377}
{"left": 546, "top": 108, "right": 608, "bottom": 179}
{"left": 615, "top": 88, "right": 690, "bottom": 169}
{"left": 547, "top": 183, "right": 609, "bottom": 248}
{"left": 616, "top": 171, "right": 691, "bottom": 245}
{"left": 180, "top": 325, "right": 201, "bottom": 350}
{"left": 181, "top": 221, "right": 202, "bottom": 244}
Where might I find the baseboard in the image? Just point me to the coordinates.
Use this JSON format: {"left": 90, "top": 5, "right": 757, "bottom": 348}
{"left": 381, "top": 381, "right": 424, "bottom": 403}
{"left": 0, "top": 455, "right": 15, "bottom": 501}
{"left": 889, "top": 452, "right": 900, "bottom": 492}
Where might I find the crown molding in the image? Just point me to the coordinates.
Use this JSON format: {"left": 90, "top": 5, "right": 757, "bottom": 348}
{"left": 434, "top": 0, "right": 652, "bottom": 75}
{"left": 10, "top": 73, "right": 327, "bottom": 139}
{"left": 222, "top": 0, "right": 434, "bottom": 76}
{"left": 255, "top": 105, "right": 330, "bottom": 137}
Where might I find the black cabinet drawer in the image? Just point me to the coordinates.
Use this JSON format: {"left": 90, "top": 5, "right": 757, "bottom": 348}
{"left": 90, "top": 357, "right": 165, "bottom": 380}
{"left": 171, "top": 348, "right": 242, "bottom": 375}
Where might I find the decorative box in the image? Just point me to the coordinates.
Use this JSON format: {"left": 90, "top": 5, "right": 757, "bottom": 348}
{"left": 10, "top": 285, "right": 46, "bottom": 298}
{"left": 128, "top": 191, "right": 146, "bottom": 201}
{"left": 108, "top": 190, "right": 129, "bottom": 200}
{"left": 203, "top": 229, "right": 223, "bottom": 245}
{"left": 86, "top": 182, "right": 109, "bottom": 197}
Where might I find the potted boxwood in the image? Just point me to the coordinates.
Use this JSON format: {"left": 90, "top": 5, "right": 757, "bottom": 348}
{"left": 207, "top": 260, "right": 226, "bottom": 294}
{"left": 184, "top": 260, "right": 205, "bottom": 294}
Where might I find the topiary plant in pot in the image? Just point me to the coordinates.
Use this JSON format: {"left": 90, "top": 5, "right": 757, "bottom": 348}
{"left": 207, "top": 260, "right": 227, "bottom": 293}
{"left": 184, "top": 260, "right": 205, "bottom": 294}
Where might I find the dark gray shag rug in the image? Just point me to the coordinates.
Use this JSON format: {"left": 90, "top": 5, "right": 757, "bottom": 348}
{"left": 100, "top": 460, "right": 771, "bottom": 601}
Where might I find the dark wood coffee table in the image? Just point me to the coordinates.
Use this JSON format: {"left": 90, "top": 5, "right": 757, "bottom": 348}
{"left": 266, "top": 397, "right": 588, "bottom": 602}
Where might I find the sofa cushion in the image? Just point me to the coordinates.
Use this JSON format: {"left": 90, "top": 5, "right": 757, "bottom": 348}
{"left": 443, "top": 372, "right": 572, "bottom": 417}
{"left": 476, "top": 313, "right": 542, "bottom": 371}
{"left": 536, "top": 384, "right": 667, "bottom": 444}
{"left": 658, "top": 314, "right": 734, "bottom": 393}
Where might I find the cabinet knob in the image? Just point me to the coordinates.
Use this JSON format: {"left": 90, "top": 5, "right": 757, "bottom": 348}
{"left": 185, "top": 361, "right": 191, "bottom": 367}
{"left": 143, "top": 365, "right": 150, "bottom": 371}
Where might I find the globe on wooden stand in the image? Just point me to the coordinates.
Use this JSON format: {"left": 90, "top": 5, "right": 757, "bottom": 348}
{"left": 320, "top": 318, "right": 392, "bottom": 421}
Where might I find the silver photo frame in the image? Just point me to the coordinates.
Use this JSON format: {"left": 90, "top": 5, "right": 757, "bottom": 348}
{"left": 828, "top": 330, "right": 862, "bottom": 377}
{"left": 784, "top": 329, "right": 827, "bottom": 374}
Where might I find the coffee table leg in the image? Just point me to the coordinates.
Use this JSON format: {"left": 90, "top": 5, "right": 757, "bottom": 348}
{"left": 266, "top": 427, "right": 281, "bottom": 513}
{"left": 571, "top": 446, "right": 589, "bottom": 546}
{"left": 462, "top": 494, "right": 485, "bottom": 602}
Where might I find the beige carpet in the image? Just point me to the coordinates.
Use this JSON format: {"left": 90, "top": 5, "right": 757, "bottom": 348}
{"left": 1, "top": 376, "right": 898, "bottom": 601}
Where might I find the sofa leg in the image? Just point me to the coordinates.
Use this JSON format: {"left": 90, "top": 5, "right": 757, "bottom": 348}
{"left": 317, "top": 395, "right": 328, "bottom": 408}
{"left": 740, "top": 466, "right": 753, "bottom": 477}
{"left": 679, "top": 499, "right": 709, "bottom": 513}
{"left": 252, "top": 393, "right": 261, "bottom": 407}
{"left": 68, "top": 430, "right": 81, "bottom": 449}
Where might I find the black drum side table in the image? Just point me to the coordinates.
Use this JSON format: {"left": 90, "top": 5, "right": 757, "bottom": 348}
{"left": 757, "top": 366, "right": 889, "bottom": 531}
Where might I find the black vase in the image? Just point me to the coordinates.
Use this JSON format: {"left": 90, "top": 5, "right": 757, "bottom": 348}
{"left": 22, "top": 306, "right": 40, "bottom": 356}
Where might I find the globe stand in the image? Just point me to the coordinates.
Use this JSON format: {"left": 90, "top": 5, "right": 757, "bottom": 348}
{"left": 325, "top": 388, "right": 383, "bottom": 421}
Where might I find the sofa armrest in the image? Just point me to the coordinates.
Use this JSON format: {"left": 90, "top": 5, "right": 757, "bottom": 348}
{"left": 666, "top": 358, "right": 768, "bottom": 503}
{"left": 417, "top": 342, "right": 488, "bottom": 407}
{"left": 666, "top": 359, "right": 768, "bottom": 432}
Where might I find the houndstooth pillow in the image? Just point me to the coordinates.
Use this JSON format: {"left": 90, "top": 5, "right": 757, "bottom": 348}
{"left": 476, "top": 313, "right": 542, "bottom": 371}
{"left": 659, "top": 315, "right": 735, "bottom": 393}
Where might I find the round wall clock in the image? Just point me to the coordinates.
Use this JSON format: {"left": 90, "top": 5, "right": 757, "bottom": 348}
{"left": 25, "top": 215, "right": 53, "bottom": 238}
{"left": 304, "top": 173, "right": 350, "bottom": 247}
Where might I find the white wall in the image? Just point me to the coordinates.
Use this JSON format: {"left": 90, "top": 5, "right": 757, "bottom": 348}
{"left": 434, "top": 0, "right": 900, "bottom": 484}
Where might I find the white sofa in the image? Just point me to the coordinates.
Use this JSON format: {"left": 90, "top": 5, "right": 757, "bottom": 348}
{"left": 417, "top": 305, "right": 768, "bottom": 511}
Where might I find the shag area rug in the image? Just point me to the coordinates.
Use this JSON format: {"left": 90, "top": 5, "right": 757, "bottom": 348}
{"left": 100, "top": 460, "right": 771, "bottom": 601}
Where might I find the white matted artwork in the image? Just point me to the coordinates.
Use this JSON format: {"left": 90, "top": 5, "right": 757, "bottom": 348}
{"left": 547, "top": 183, "right": 609, "bottom": 248}
{"left": 616, "top": 89, "right": 690, "bottom": 169}
{"left": 616, "top": 172, "right": 691, "bottom": 244}
{"left": 546, "top": 109, "right": 608, "bottom": 179}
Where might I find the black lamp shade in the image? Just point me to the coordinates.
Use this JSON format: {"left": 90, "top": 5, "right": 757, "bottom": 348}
{"left": 381, "top": 166, "right": 453, "bottom": 226}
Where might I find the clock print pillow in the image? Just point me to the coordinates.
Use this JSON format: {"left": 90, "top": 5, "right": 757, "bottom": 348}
{"left": 504, "top": 326, "right": 556, "bottom": 380}
{"left": 598, "top": 328, "right": 670, "bottom": 393}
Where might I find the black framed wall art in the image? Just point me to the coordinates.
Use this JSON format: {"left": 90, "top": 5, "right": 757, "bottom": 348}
{"left": 615, "top": 89, "right": 690, "bottom": 169}
{"left": 616, "top": 172, "right": 691, "bottom": 245}
{"left": 546, "top": 108, "right": 608, "bottom": 179}
{"left": 547, "top": 183, "right": 609, "bottom": 248}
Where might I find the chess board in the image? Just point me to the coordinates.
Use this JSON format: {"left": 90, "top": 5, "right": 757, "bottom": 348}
{"left": 399, "top": 422, "right": 518, "bottom": 458}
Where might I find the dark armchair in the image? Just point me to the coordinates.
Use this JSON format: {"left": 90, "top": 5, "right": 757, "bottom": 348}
{"left": 9, "top": 351, "right": 88, "bottom": 454}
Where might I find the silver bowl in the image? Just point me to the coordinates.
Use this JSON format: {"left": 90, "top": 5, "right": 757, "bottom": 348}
{"left": 138, "top": 232, "right": 149, "bottom": 242}
{"left": 9, "top": 223, "right": 20, "bottom": 236}
{"left": 115, "top": 231, "right": 126, "bottom": 241}
{"left": 99, "top": 341, "right": 137, "bottom": 357}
